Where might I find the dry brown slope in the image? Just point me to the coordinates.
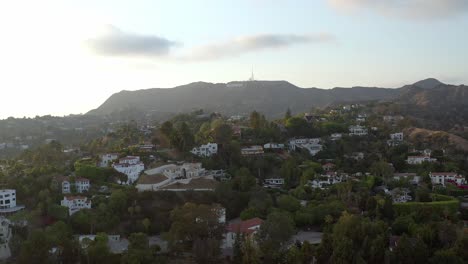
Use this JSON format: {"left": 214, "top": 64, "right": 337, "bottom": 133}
{"left": 404, "top": 127, "right": 468, "bottom": 152}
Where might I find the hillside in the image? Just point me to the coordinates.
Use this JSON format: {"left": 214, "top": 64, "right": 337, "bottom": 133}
{"left": 88, "top": 80, "right": 398, "bottom": 118}
{"left": 395, "top": 84, "right": 468, "bottom": 129}
{"left": 404, "top": 127, "right": 468, "bottom": 152}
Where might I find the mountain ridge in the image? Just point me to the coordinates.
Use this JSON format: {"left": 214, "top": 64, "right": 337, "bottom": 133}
{"left": 87, "top": 78, "right": 456, "bottom": 119}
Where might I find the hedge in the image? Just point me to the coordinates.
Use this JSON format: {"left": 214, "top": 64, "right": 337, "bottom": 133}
{"left": 394, "top": 194, "right": 460, "bottom": 216}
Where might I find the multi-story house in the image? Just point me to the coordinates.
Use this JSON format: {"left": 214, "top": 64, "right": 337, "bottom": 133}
{"left": 349, "top": 125, "right": 368, "bottom": 136}
{"left": 99, "top": 153, "right": 119, "bottom": 167}
{"left": 406, "top": 155, "right": 437, "bottom": 165}
{"left": 430, "top": 172, "right": 466, "bottom": 186}
{"left": 54, "top": 176, "right": 90, "bottom": 194}
{"left": 112, "top": 156, "right": 145, "bottom": 184}
{"left": 61, "top": 196, "right": 92, "bottom": 216}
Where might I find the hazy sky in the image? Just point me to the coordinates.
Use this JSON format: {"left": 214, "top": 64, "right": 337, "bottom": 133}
{"left": 1, "top": 0, "right": 467, "bottom": 118}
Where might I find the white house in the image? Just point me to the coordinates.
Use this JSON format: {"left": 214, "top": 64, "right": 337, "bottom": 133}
{"left": 263, "top": 178, "right": 285, "bottom": 188}
{"left": 289, "top": 138, "right": 322, "bottom": 156}
{"left": 99, "top": 153, "right": 119, "bottom": 167}
{"left": 330, "top": 133, "right": 342, "bottom": 141}
{"left": 383, "top": 115, "right": 404, "bottom": 123}
{"left": 163, "top": 163, "right": 206, "bottom": 179}
{"left": 430, "top": 172, "right": 466, "bottom": 186}
{"left": 61, "top": 196, "right": 91, "bottom": 216}
{"left": 307, "top": 173, "right": 343, "bottom": 189}
{"left": 112, "top": 156, "right": 145, "bottom": 184}
{"left": 0, "top": 190, "right": 16, "bottom": 211}
{"left": 263, "top": 143, "right": 285, "bottom": 150}
{"left": 406, "top": 156, "right": 437, "bottom": 165}
{"left": 55, "top": 176, "right": 90, "bottom": 194}
{"left": 191, "top": 143, "right": 218, "bottom": 157}
{"left": 349, "top": 125, "right": 368, "bottom": 136}
{"left": 388, "top": 132, "right": 404, "bottom": 146}
{"left": 390, "top": 132, "right": 404, "bottom": 141}
{"left": 391, "top": 188, "right": 412, "bottom": 203}
{"left": 0, "top": 217, "right": 11, "bottom": 260}
{"left": 224, "top": 218, "right": 263, "bottom": 249}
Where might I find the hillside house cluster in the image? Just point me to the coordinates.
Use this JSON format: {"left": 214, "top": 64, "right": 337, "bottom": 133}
{"left": 191, "top": 143, "right": 218, "bottom": 157}
{"left": 112, "top": 156, "right": 145, "bottom": 184}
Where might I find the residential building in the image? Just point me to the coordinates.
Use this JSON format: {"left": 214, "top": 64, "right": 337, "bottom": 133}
{"left": 330, "top": 133, "right": 342, "bottom": 141}
{"left": 345, "top": 152, "right": 365, "bottom": 160}
{"left": 224, "top": 218, "right": 263, "bottom": 248}
{"left": 61, "top": 196, "right": 91, "bottom": 216}
{"left": 383, "top": 115, "right": 404, "bottom": 123}
{"left": 54, "top": 176, "right": 90, "bottom": 194}
{"left": 390, "top": 132, "right": 404, "bottom": 141}
{"left": 263, "top": 143, "right": 285, "bottom": 150}
{"left": 322, "top": 163, "right": 335, "bottom": 171}
{"left": 78, "top": 235, "right": 128, "bottom": 254}
{"left": 393, "top": 173, "right": 421, "bottom": 185}
{"left": 136, "top": 163, "right": 220, "bottom": 192}
{"left": 191, "top": 143, "right": 218, "bottom": 157}
{"left": 388, "top": 132, "right": 404, "bottom": 146}
{"left": 0, "top": 190, "right": 16, "bottom": 211}
{"left": 307, "top": 173, "right": 344, "bottom": 189}
{"left": 391, "top": 188, "right": 412, "bottom": 203}
{"left": 0, "top": 217, "right": 11, "bottom": 260}
{"left": 349, "top": 125, "right": 368, "bottom": 136}
{"left": 406, "top": 155, "right": 436, "bottom": 165}
{"left": 289, "top": 138, "right": 323, "bottom": 156}
{"left": 430, "top": 172, "right": 466, "bottom": 186}
{"left": 138, "top": 144, "right": 155, "bottom": 152}
{"left": 99, "top": 153, "right": 119, "bottom": 167}
{"left": 241, "top": 146, "right": 264, "bottom": 156}
{"left": 263, "top": 178, "right": 284, "bottom": 188}
{"left": 112, "top": 156, "right": 145, "bottom": 184}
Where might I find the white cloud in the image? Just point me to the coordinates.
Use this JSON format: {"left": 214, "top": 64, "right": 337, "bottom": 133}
{"left": 181, "top": 33, "right": 335, "bottom": 61}
{"left": 328, "top": 0, "right": 468, "bottom": 20}
{"left": 87, "top": 25, "right": 177, "bottom": 57}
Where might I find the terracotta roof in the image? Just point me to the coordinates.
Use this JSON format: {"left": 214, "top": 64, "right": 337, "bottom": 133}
{"left": 323, "top": 163, "right": 335, "bottom": 167}
{"left": 64, "top": 196, "right": 87, "bottom": 200}
{"left": 227, "top": 218, "right": 263, "bottom": 234}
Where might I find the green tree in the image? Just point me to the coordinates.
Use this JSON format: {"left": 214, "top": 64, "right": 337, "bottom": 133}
{"left": 256, "top": 211, "right": 295, "bottom": 262}
{"left": 277, "top": 195, "right": 301, "bottom": 213}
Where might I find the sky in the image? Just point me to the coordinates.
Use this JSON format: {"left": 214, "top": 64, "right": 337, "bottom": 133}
{"left": 0, "top": 0, "right": 467, "bottom": 118}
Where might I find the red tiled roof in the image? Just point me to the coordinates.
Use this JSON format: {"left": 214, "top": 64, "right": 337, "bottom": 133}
{"left": 227, "top": 218, "right": 263, "bottom": 234}
{"left": 323, "top": 163, "right": 335, "bottom": 167}
{"left": 64, "top": 195, "right": 87, "bottom": 200}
